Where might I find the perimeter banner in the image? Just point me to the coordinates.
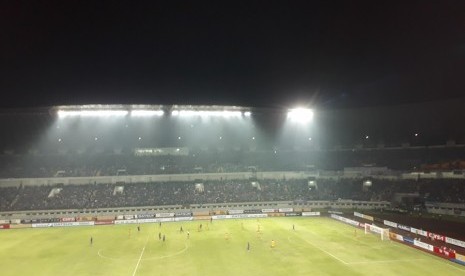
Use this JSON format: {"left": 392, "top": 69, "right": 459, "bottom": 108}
{"left": 354, "top": 212, "right": 373, "bottom": 221}
{"left": 384, "top": 220, "right": 397, "bottom": 228}
{"left": 175, "top": 212, "right": 193, "bottom": 217}
{"left": 136, "top": 214, "right": 155, "bottom": 219}
{"left": 285, "top": 212, "right": 301, "bottom": 217}
{"left": 354, "top": 212, "right": 363, "bottom": 218}
{"left": 302, "top": 212, "right": 320, "bottom": 216}
{"left": 212, "top": 214, "right": 267, "bottom": 220}
{"left": 32, "top": 221, "right": 94, "bottom": 228}
{"left": 455, "top": 253, "right": 465, "bottom": 262}
{"left": 244, "top": 209, "right": 262, "bottom": 214}
{"left": 414, "top": 240, "right": 434, "bottom": 252}
{"left": 433, "top": 246, "right": 456, "bottom": 259}
{"left": 398, "top": 224, "right": 411, "bottom": 232}
{"left": 445, "top": 237, "right": 465, "bottom": 248}
{"left": 228, "top": 210, "right": 244, "bottom": 215}
{"left": 428, "top": 232, "right": 445, "bottom": 242}
{"left": 389, "top": 232, "right": 404, "bottom": 241}
{"left": 155, "top": 213, "right": 175, "bottom": 218}
{"left": 330, "top": 214, "right": 360, "bottom": 227}
{"left": 410, "top": 227, "right": 428, "bottom": 237}
{"left": 267, "top": 213, "right": 285, "bottom": 217}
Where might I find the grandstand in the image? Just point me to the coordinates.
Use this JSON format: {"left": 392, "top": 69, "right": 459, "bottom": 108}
{"left": 1, "top": 103, "right": 465, "bottom": 275}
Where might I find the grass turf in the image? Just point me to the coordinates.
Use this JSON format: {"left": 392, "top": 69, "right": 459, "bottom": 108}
{"left": 1, "top": 217, "right": 464, "bottom": 275}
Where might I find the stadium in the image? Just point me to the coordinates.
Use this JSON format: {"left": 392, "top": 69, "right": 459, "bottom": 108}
{"left": 1, "top": 100, "right": 465, "bottom": 276}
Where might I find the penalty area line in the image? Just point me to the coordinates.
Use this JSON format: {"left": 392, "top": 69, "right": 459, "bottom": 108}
{"left": 132, "top": 234, "right": 150, "bottom": 276}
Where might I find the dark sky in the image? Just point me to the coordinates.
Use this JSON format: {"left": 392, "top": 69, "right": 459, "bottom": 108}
{"left": 1, "top": 0, "right": 465, "bottom": 109}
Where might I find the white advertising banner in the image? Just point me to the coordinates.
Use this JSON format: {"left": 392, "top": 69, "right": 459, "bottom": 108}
{"left": 384, "top": 220, "right": 397, "bottom": 228}
{"left": 212, "top": 214, "right": 268, "bottom": 220}
{"left": 228, "top": 210, "right": 244, "bottom": 215}
{"left": 32, "top": 221, "right": 94, "bottom": 228}
{"left": 445, "top": 237, "right": 465, "bottom": 248}
{"left": 302, "top": 212, "right": 320, "bottom": 217}
{"left": 413, "top": 240, "right": 434, "bottom": 252}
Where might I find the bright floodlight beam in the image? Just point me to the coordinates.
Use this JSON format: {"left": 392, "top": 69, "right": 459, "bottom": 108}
{"left": 57, "top": 110, "right": 128, "bottom": 118}
{"left": 287, "top": 108, "right": 314, "bottom": 123}
{"left": 171, "top": 110, "right": 242, "bottom": 117}
{"left": 130, "top": 110, "right": 164, "bottom": 117}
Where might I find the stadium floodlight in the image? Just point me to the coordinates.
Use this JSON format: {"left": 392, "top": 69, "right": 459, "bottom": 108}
{"left": 172, "top": 110, "right": 243, "bottom": 117}
{"left": 287, "top": 108, "right": 313, "bottom": 123}
{"left": 57, "top": 110, "right": 128, "bottom": 118}
{"left": 243, "top": 111, "right": 251, "bottom": 117}
{"left": 130, "top": 110, "right": 164, "bottom": 117}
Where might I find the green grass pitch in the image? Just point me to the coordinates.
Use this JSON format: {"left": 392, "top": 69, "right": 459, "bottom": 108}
{"left": 1, "top": 217, "right": 464, "bottom": 275}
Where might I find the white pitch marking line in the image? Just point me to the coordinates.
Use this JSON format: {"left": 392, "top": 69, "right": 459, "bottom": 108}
{"left": 132, "top": 234, "right": 150, "bottom": 276}
{"left": 288, "top": 235, "right": 348, "bottom": 265}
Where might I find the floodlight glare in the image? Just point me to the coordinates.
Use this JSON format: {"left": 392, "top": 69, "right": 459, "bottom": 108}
{"left": 130, "top": 110, "right": 164, "bottom": 117}
{"left": 287, "top": 108, "right": 313, "bottom": 123}
{"left": 243, "top": 111, "right": 251, "bottom": 117}
{"left": 171, "top": 110, "right": 242, "bottom": 118}
{"left": 57, "top": 110, "right": 128, "bottom": 117}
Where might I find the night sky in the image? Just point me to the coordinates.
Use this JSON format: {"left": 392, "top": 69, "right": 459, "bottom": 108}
{"left": 1, "top": 0, "right": 465, "bottom": 109}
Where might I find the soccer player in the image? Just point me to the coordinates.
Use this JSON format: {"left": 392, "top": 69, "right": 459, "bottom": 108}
{"left": 90, "top": 236, "right": 93, "bottom": 246}
{"left": 271, "top": 240, "right": 276, "bottom": 248}
{"left": 247, "top": 242, "right": 250, "bottom": 251}
{"left": 180, "top": 226, "right": 184, "bottom": 233}
{"left": 293, "top": 224, "right": 295, "bottom": 231}
{"left": 187, "top": 231, "right": 190, "bottom": 239}
{"left": 137, "top": 226, "right": 140, "bottom": 232}
{"left": 225, "top": 232, "right": 229, "bottom": 241}
{"left": 163, "top": 234, "right": 166, "bottom": 242}
{"left": 159, "top": 232, "right": 162, "bottom": 240}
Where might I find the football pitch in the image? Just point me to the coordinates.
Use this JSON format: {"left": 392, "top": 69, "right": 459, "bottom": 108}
{"left": 1, "top": 217, "right": 464, "bottom": 276}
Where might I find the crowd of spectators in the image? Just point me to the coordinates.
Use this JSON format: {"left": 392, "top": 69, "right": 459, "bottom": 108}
{"left": 0, "top": 146, "right": 465, "bottom": 179}
{"left": 1, "top": 178, "right": 464, "bottom": 212}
